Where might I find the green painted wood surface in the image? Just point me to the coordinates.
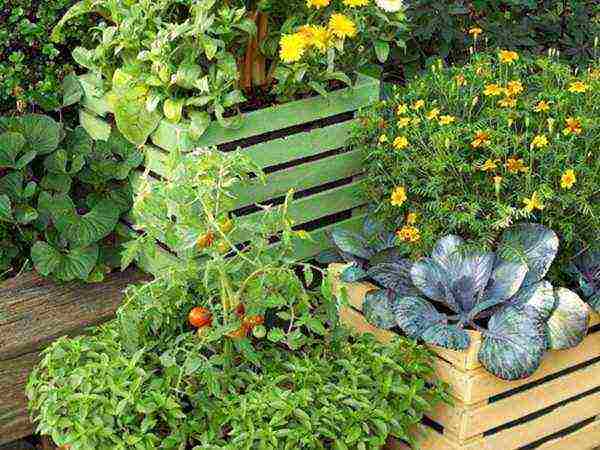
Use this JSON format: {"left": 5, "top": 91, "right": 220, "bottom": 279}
{"left": 150, "top": 76, "right": 378, "bottom": 152}
{"left": 231, "top": 150, "right": 361, "bottom": 207}
{"left": 144, "top": 119, "right": 358, "bottom": 178}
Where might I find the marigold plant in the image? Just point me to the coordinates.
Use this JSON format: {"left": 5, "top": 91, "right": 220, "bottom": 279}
{"left": 353, "top": 52, "right": 600, "bottom": 281}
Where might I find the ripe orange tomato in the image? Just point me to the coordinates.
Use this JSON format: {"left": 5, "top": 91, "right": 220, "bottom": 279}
{"left": 188, "top": 307, "right": 212, "bottom": 328}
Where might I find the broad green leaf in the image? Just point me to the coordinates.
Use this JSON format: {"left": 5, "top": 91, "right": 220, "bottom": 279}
{"left": 19, "top": 114, "right": 61, "bottom": 155}
{"left": 188, "top": 111, "right": 211, "bottom": 140}
{"left": 80, "top": 109, "right": 111, "bottom": 141}
{"left": 0, "top": 132, "right": 26, "bottom": 168}
{"left": 0, "top": 194, "right": 12, "bottom": 221}
{"left": 31, "top": 241, "right": 99, "bottom": 281}
{"left": 113, "top": 86, "right": 161, "bottom": 145}
{"left": 163, "top": 98, "right": 184, "bottom": 123}
{"left": 546, "top": 288, "right": 590, "bottom": 350}
{"left": 63, "top": 74, "right": 83, "bottom": 107}
{"left": 363, "top": 289, "right": 396, "bottom": 329}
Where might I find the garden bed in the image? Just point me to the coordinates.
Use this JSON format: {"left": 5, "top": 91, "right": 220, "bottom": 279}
{"left": 0, "top": 269, "right": 148, "bottom": 445}
{"left": 127, "top": 75, "right": 380, "bottom": 273}
{"left": 331, "top": 264, "right": 600, "bottom": 450}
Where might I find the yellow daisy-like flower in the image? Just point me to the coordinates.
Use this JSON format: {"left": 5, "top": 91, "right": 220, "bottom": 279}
{"left": 499, "top": 50, "right": 519, "bottom": 64}
{"left": 397, "top": 225, "right": 421, "bottom": 243}
{"left": 279, "top": 33, "right": 306, "bottom": 63}
{"left": 379, "top": 134, "right": 388, "bottom": 144}
{"left": 498, "top": 97, "right": 517, "bottom": 108}
{"left": 412, "top": 99, "right": 425, "bottom": 110}
{"left": 483, "top": 83, "right": 503, "bottom": 96}
{"left": 506, "top": 80, "right": 524, "bottom": 96}
{"left": 531, "top": 134, "right": 549, "bottom": 149}
{"left": 563, "top": 117, "right": 583, "bottom": 135}
{"left": 468, "top": 27, "right": 483, "bottom": 38}
{"left": 568, "top": 81, "right": 588, "bottom": 93}
{"left": 343, "top": 0, "right": 369, "bottom": 6}
{"left": 426, "top": 108, "right": 440, "bottom": 120}
{"left": 471, "top": 131, "right": 490, "bottom": 148}
{"left": 396, "top": 103, "right": 408, "bottom": 115}
{"left": 406, "top": 212, "right": 418, "bottom": 225}
{"left": 506, "top": 157, "right": 528, "bottom": 173}
{"left": 397, "top": 117, "right": 410, "bottom": 128}
{"left": 480, "top": 159, "right": 498, "bottom": 172}
{"left": 523, "top": 191, "right": 544, "bottom": 213}
{"left": 307, "top": 0, "right": 330, "bottom": 8}
{"left": 390, "top": 186, "right": 407, "bottom": 206}
{"left": 393, "top": 136, "right": 409, "bottom": 150}
{"left": 439, "top": 115, "right": 456, "bottom": 125}
{"left": 297, "top": 25, "right": 330, "bottom": 52}
{"left": 328, "top": 13, "right": 357, "bottom": 38}
{"left": 561, "top": 169, "right": 576, "bottom": 189}
{"left": 534, "top": 100, "right": 550, "bottom": 113}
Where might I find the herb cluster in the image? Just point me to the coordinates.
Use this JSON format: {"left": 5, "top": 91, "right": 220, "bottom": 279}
{"left": 354, "top": 52, "right": 599, "bottom": 281}
{"left": 27, "top": 149, "right": 448, "bottom": 449}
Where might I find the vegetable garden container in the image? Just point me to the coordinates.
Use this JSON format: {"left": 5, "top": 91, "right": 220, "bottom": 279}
{"left": 128, "top": 75, "right": 380, "bottom": 274}
{"left": 330, "top": 264, "right": 600, "bottom": 450}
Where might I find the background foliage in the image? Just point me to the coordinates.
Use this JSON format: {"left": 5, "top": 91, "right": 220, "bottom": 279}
{"left": 353, "top": 53, "right": 599, "bottom": 284}
{"left": 398, "top": 0, "right": 600, "bottom": 76}
{"left": 0, "top": 0, "right": 95, "bottom": 113}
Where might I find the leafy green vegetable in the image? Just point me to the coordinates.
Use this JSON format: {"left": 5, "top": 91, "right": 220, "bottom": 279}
{"left": 569, "top": 246, "right": 600, "bottom": 312}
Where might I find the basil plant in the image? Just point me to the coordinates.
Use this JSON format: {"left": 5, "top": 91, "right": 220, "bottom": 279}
{"left": 330, "top": 222, "right": 591, "bottom": 381}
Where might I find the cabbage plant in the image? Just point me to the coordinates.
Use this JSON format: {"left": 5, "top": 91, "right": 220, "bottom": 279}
{"left": 335, "top": 222, "right": 591, "bottom": 380}
{"left": 569, "top": 247, "right": 600, "bottom": 312}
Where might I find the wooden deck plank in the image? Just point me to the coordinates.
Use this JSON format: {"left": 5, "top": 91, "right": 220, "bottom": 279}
{"left": 536, "top": 417, "right": 600, "bottom": 450}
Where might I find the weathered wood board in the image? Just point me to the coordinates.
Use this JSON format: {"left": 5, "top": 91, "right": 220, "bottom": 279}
{"left": 0, "top": 269, "right": 148, "bottom": 445}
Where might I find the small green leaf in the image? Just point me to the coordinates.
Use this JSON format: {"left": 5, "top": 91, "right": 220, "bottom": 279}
{"left": 63, "top": 74, "right": 83, "bottom": 107}
{"left": 374, "top": 40, "right": 390, "bottom": 63}
{"left": 188, "top": 111, "right": 211, "bottom": 140}
{"left": 0, "top": 194, "right": 12, "bottom": 221}
{"left": 80, "top": 109, "right": 111, "bottom": 141}
{"left": 163, "top": 98, "right": 184, "bottom": 123}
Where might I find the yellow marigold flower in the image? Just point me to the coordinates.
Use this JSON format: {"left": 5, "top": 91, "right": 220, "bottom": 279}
{"left": 406, "top": 212, "right": 418, "bottom": 225}
{"left": 393, "top": 136, "right": 409, "bottom": 150}
{"left": 471, "top": 131, "right": 490, "bottom": 148}
{"left": 412, "top": 99, "right": 425, "bottom": 110}
{"left": 397, "top": 117, "right": 410, "bottom": 128}
{"left": 506, "top": 80, "right": 524, "bottom": 96}
{"left": 499, "top": 50, "right": 519, "bottom": 64}
{"left": 390, "top": 186, "right": 407, "bottom": 206}
{"left": 506, "top": 157, "right": 528, "bottom": 173}
{"left": 483, "top": 83, "right": 503, "bottom": 96}
{"left": 379, "top": 134, "right": 388, "bottom": 144}
{"left": 412, "top": 117, "right": 422, "bottom": 126}
{"left": 328, "top": 14, "right": 357, "bottom": 39}
{"left": 279, "top": 33, "right": 306, "bottom": 63}
{"left": 531, "top": 134, "right": 549, "bottom": 149}
{"left": 498, "top": 97, "right": 517, "bottom": 108}
{"left": 297, "top": 25, "right": 330, "bottom": 52}
{"left": 563, "top": 117, "right": 583, "bottom": 135}
{"left": 396, "top": 103, "right": 408, "bottom": 115}
{"left": 439, "top": 115, "right": 456, "bottom": 125}
{"left": 343, "top": 0, "right": 369, "bottom": 6}
{"left": 397, "top": 225, "right": 420, "bottom": 242}
{"left": 568, "top": 81, "right": 588, "bottom": 93}
{"left": 534, "top": 100, "right": 550, "bottom": 113}
{"left": 523, "top": 191, "right": 544, "bottom": 213}
{"left": 307, "top": 0, "right": 330, "bottom": 8}
{"left": 480, "top": 159, "right": 498, "bottom": 172}
{"left": 426, "top": 108, "right": 440, "bottom": 120}
{"left": 561, "top": 169, "right": 576, "bottom": 189}
{"left": 455, "top": 74, "right": 467, "bottom": 86}
{"left": 468, "top": 27, "right": 483, "bottom": 38}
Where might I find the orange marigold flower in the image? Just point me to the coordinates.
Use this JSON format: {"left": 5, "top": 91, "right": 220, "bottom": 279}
{"left": 563, "top": 117, "right": 583, "bottom": 135}
{"left": 471, "top": 131, "right": 490, "bottom": 148}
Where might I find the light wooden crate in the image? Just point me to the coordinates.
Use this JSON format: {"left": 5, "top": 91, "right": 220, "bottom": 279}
{"left": 330, "top": 264, "right": 600, "bottom": 450}
{"left": 127, "top": 76, "right": 379, "bottom": 274}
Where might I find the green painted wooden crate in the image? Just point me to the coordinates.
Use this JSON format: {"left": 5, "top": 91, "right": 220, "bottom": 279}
{"left": 127, "top": 75, "right": 380, "bottom": 274}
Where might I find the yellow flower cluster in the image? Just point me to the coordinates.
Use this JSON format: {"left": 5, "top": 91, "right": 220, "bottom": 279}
{"left": 279, "top": 11, "right": 359, "bottom": 63}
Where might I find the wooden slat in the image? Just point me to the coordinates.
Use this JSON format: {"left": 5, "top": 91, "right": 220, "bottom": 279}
{"left": 150, "top": 76, "right": 378, "bottom": 151}
{"left": 231, "top": 150, "right": 361, "bottom": 207}
{"left": 537, "top": 417, "right": 600, "bottom": 450}
{"left": 144, "top": 120, "right": 357, "bottom": 177}
{"left": 483, "top": 390, "right": 600, "bottom": 450}
{"left": 430, "top": 361, "right": 600, "bottom": 439}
